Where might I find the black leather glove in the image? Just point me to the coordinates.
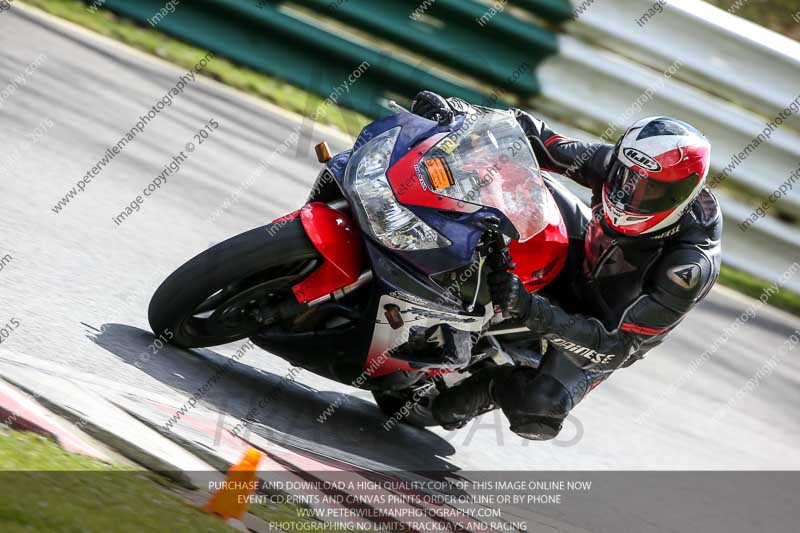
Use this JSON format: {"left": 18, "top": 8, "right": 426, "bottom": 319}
{"left": 488, "top": 271, "right": 532, "bottom": 321}
{"left": 411, "top": 91, "right": 454, "bottom": 124}
{"left": 524, "top": 293, "right": 552, "bottom": 333}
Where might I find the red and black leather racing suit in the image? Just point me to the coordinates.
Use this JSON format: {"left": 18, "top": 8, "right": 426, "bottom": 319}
{"left": 431, "top": 99, "right": 723, "bottom": 440}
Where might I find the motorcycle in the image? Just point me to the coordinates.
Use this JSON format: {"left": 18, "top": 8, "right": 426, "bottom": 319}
{"left": 148, "top": 106, "right": 569, "bottom": 427}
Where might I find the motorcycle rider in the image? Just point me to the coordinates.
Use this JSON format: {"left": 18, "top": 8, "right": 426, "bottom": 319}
{"left": 409, "top": 91, "right": 722, "bottom": 440}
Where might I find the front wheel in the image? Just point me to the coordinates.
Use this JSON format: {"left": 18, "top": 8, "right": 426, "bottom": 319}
{"left": 148, "top": 218, "right": 320, "bottom": 348}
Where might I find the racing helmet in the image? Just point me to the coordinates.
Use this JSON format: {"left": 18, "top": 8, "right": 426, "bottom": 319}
{"left": 602, "top": 117, "right": 711, "bottom": 235}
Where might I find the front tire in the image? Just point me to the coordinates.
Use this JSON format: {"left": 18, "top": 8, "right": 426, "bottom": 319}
{"left": 148, "top": 218, "right": 319, "bottom": 348}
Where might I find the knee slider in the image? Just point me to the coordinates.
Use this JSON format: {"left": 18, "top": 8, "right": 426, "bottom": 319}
{"left": 509, "top": 417, "right": 562, "bottom": 441}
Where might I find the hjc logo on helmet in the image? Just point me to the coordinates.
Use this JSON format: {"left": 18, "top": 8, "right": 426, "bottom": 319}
{"left": 622, "top": 147, "right": 662, "bottom": 172}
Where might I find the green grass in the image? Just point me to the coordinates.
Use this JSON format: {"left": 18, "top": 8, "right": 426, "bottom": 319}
{"left": 18, "top": 0, "right": 372, "bottom": 137}
{"left": 0, "top": 430, "right": 336, "bottom": 532}
{"left": 705, "top": 0, "right": 800, "bottom": 41}
{"left": 0, "top": 431, "right": 235, "bottom": 533}
{"left": 719, "top": 264, "right": 800, "bottom": 316}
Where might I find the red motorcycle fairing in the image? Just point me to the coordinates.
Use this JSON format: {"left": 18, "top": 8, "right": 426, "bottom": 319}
{"left": 277, "top": 202, "right": 365, "bottom": 303}
{"left": 386, "top": 131, "right": 569, "bottom": 293}
{"left": 386, "top": 132, "right": 482, "bottom": 215}
{"left": 508, "top": 187, "right": 569, "bottom": 292}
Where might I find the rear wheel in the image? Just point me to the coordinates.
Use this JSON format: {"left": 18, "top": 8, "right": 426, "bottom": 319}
{"left": 148, "top": 219, "right": 319, "bottom": 348}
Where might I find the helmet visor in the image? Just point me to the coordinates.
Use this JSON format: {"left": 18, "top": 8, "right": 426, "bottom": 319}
{"left": 607, "top": 161, "right": 699, "bottom": 215}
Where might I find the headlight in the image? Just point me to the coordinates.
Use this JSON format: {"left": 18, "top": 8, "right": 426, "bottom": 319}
{"left": 347, "top": 127, "right": 450, "bottom": 251}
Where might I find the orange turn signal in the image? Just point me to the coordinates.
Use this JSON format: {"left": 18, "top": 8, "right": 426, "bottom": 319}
{"left": 315, "top": 141, "right": 332, "bottom": 163}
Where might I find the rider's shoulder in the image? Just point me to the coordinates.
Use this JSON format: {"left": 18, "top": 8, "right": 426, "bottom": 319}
{"left": 654, "top": 190, "right": 722, "bottom": 301}
{"left": 693, "top": 188, "right": 722, "bottom": 227}
{"left": 651, "top": 243, "right": 717, "bottom": 302}
{"left": 674, "top": 188, "right": 722, "bottom": 247}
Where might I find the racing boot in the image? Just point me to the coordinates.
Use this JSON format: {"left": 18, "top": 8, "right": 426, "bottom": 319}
{"left": 432, "top": 365, "right": 514, "bottom": 430}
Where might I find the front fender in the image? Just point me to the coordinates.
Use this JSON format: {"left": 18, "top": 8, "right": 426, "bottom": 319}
{"left": 292, "top": 202, "right": 366, "bottom": 303}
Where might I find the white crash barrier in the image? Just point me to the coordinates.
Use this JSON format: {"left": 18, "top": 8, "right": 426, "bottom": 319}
{"left": 717, "top": 198, "right": 800, "bottom": 295}
{"left": 566, "top": 0, "right": 800, "bottom": 132}
{"left": 533, "top": 34, "right": 800, "bottom": 219}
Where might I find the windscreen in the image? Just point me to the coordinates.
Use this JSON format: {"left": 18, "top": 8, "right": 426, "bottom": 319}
{"left": 419, "top": 110, "right": 549, "bottom": 242}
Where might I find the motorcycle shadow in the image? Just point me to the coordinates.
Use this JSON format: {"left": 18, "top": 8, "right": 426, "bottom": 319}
{"left": 89, "top": 323, "right": 459, "bottom": 474}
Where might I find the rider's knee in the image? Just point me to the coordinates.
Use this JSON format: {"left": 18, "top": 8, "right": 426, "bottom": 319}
{"left": 497, "top": 369, "right": 572, "bottom": 417}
